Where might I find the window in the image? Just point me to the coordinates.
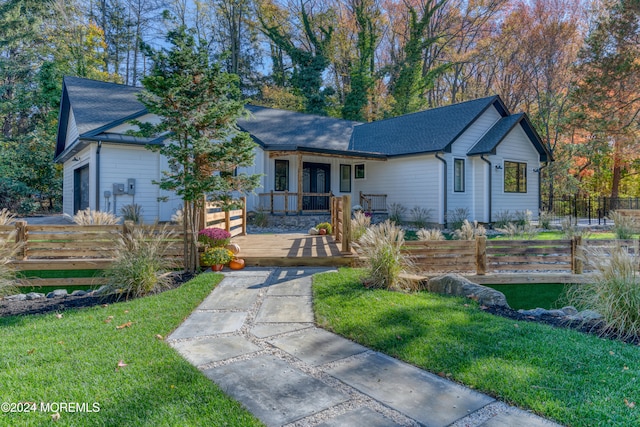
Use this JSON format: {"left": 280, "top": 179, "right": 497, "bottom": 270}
{"left": 454, "top": 159, "right": 465, "bottom": 192}
{"left": 354, "top": 164, "right": 365, "bottom": 179}
{"left": 275, "top": 160, "right": 289, "bottom": 191}
{"left": 504, "top": 161, "right": 527, "bottom": 193}
{"left": 340, "top": 164, "right": 351, "bottom": 192}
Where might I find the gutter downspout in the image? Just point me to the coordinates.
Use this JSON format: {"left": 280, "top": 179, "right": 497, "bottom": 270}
{"left": 537, "top": 161, "right": 550, "bottom": 213}
{"left": 95, "top": 141, "right": 102, "bottom": 211}
{"left": 435, "top": 152, "right": 447, "bottom": 226}
{"left": 480, "top": 155, "right": 492, "bottom": 224}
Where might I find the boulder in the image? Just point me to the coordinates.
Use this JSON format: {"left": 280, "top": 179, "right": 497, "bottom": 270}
{"left": 71, "top": 290, "right": 87, "bottom": 296}
{"left": 308, "top": 227, "right": 319, "bottom": 235}
{"left": 46, "top": 289, "right": 68, "bottom": 298}
{"left": 427, "top": 274, "right": 510, "bottom": 308}
{"left": 26, "top": 292, "right": 45, "bottom": 300}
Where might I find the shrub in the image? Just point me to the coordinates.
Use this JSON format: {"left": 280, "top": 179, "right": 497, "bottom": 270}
{"left": 387, "top": 203, "right": 406, "bottom": 225}
{"left": 201, "top": 247, "right": 234, "bottom": 266}
{"left": 0, "top": 232, "right": 19, "bottom": 297}
{"left": 416, "top": 228, "right": 445, "bottom": 241}
{"left": 493, "top": 210, "right": 515, "bottom": 229}
{"left": 0, "top": 208, "right": 16, "bottom": 226}
{"left": 609, "top": 211, "right": 636, "bottom": 239}
{"left": 316, "top": 222, "right": 333, "bottom": 234}
{"left": 410, "top": 206, "right": 432, "bottom": 229}
{"left": 538, "top": 210, "right": 552, "bottom": 229}
{"left": 561, "top": 216, "right": 591, "bottom": 240}
{"left": 198, "top": 227, "right": 231, "bottom": 248}
{"left": 350, "top": 211, "right": 371, "bottom": 242}
{"left": 121, "top": 204, "right": 143, "bottom": 224}
{"left": 568, "top": 244, "right": 640, "bottom": 340}
{"left": 250, "top": 209, "right": 269, "bottom": 228}
{"left": 103, "top": 225, "right": 176, "bottom": 299}
{"left": 447, "top": 207, "right": 469, "bottom": 230}
{"left": 68, "top": 208, "right": 120, "bottom": 225}
{"left": 453, "top": 219, "right": 486, "bottom": 240}
{"left": 513, "top": 210, "right": 532, "bottom": 227}
{"left": 496, "top": 222, "right": 539, "bottom": 240}
{"left": 356, "top": 220, "right": 416, "bottom": 291}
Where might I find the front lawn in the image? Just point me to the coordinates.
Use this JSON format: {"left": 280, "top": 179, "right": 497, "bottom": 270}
{"left": 313, "top": 268, "right": 640, "bottom": 427}
{"left": 0, "top": 274, "right": 263, "bottom": 427}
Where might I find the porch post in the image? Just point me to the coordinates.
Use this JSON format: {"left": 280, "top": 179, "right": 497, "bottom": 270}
{"left": 297, "top": 153, "right": 303, "bottom": 213}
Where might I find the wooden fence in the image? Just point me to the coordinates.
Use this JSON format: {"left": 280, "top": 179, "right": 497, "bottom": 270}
{"left": 330, "top": 195, "right": 351, "bottom": 253}
{"left": 2, "top": 198, "right": 247, "bottom": 287}
{"left": 404, "top": 236, "right": 640, "bottom": 279}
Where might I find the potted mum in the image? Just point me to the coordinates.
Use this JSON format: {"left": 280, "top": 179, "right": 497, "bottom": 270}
{"left": 201, "top": 247, "right": 234, "bottom": 271}
{"left": 316, "top": 222, "right": 332, "bottom": 235}
{"left": 198, "top": 227, "right": 231, "bottom": 248}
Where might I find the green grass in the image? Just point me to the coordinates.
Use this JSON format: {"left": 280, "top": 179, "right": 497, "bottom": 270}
{"left": 485, "top": 283, "right": 571, "bottom": 310}
{"left": 0, "top": 274, "right": 263, "bottom": 427}
{"left": 313, "top": 268, "right": 640, "bottom": 427}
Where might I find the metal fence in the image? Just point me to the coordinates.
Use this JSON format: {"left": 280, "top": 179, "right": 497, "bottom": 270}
{"left": 541, "top": 196, "right": 640, "bottom": 224}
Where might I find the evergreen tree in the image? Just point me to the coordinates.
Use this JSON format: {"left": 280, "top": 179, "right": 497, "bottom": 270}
{"left": 138, "top": 25, "right": 260, "bottom": 272}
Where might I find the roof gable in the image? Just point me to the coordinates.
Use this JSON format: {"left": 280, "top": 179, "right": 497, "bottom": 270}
{"left": 63, "top": 76, "right": 146, "bottom": 136}
{"left": 468, "top": 113, "right": 551, "bottom": 162}
{"left": 349, "top": 96, "right": 507, "bottom": 156}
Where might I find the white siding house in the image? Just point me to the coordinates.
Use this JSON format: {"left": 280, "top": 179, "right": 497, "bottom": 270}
{"left": 55, "top": 76, "right": 551, "bottom": 226}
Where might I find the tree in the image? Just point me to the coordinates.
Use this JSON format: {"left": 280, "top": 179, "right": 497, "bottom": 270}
{"left": 341, "top": 0, "right": 380, "bottom": 121}
{"left": 389, "top": 0, "right": 451, "bottom": 116}
{"left": 259, "top": 0, "right": 333, "bottom": 115}
{"left": 571, "top": 0, "right": 640, "bottom": 200}
{"left": 137, "top": 25, "right": 260, "bottom": 273}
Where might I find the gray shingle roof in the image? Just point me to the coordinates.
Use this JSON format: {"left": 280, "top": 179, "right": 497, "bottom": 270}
{"left": 467, "top": 113, "right": 523, "bottom": 155}
{"left": 64, "top": 76, "right": 146, "bottom": 136}
{"left": 238, "top": 105, "right": 361, "bottom": 152}
{"left": 349, "top": 96, "right": 503, "bottom": 156}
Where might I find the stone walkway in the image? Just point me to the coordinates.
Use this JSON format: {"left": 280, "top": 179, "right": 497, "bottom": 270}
{"left": 168, "top": 267, "right": 563, "bottom": 427}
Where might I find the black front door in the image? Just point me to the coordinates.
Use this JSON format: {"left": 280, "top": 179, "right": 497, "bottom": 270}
{"left": 303, "top": 162, "right": 330, "bottom": 210}
{"left": 73, "top": 165, "right": 90, "bottom": 213}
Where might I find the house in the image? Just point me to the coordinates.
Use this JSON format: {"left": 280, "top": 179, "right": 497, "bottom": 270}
{"left": 55, "top": 76, "right": 552, "bottom": 225}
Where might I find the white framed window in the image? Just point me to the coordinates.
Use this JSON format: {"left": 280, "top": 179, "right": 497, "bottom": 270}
{"left": 454, "top": 158, "right": 465, "bottom": 192}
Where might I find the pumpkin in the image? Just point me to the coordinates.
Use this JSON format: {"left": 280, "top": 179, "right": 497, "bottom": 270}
{"left": 229, "top": 258, "right": 245, "bottom": 270}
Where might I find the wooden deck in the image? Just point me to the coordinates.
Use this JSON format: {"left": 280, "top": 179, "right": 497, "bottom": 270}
{"left": 232, "top": 233, "right": 356, "bottom": 267}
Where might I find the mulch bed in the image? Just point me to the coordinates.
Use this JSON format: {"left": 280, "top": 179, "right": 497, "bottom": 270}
{"left": 0, "top": 272, "right": 195, "bottom": 318}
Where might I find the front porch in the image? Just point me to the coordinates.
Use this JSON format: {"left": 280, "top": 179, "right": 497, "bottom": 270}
{"left": 257, "top": 191, "right": 388, "bottom": 215}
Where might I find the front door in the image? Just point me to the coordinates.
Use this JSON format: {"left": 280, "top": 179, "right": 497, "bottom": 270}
{"left": 302, "top": 162, "right": 330, "bottom": 210}
{"left": 73, "top": 165, "right": 90, "bottom": 213}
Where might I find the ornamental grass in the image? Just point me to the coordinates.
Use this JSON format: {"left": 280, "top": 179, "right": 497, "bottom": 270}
{"left": 569, "top": 244, "right": 640, "bottom": 341}
{"left": 103, "top": 225, "right": 177, "bottom": 299}
{"left": 356, "top": 220, "right": 416, "bottom": 291}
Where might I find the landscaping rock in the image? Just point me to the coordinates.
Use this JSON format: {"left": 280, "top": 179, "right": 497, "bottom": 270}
{"left": 94, "top": 285, "right": 110, "bottom": 296}
{"left": 71, "top": 290, "right": 87, "bottom": 297}
{"left": 519, "top": 308, "right": 548, "bottom": 317}
{"left": 46, "top": 289, "right": 68, "bottom": 299}
{"left": 561, "top": 306, "right": 579, "bottom": 316}
{"left": 547, "top": 309, "right": 566, "bottom": 317}
{"left": 4, "top": 294, "right": 27, "bottom": 301}
{"left": 26, "top": 292, "right": 45, "bottom": 300}
{"left": 427, "top": 274, "right": 510, "bottom": 308}
{"left": 308, "top": 227, "right": 319, "bottom": 235}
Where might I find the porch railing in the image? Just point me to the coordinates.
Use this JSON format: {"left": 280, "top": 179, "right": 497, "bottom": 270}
{"left": 258, "top": 191, "right": 333, "bottom": 214}
{"left": 359, "top": 192, "right": 387, "bottom": 213}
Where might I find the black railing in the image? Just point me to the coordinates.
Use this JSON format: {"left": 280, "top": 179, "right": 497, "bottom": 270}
{"left": 542, "top": 196, "right": 640, "bottom": 224}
